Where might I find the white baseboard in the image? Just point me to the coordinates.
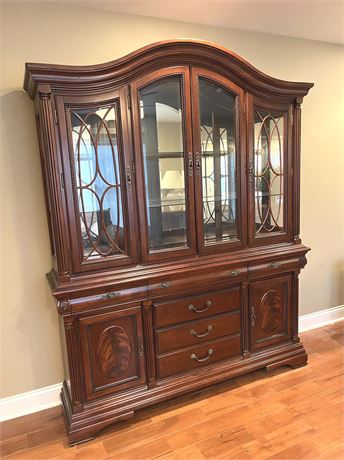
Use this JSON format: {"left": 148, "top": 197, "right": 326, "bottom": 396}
{"left": 299, "top": 304, "right": 344, "bottom": 333}
{"left": 0, "top": 382, "right": 62, "bottom": 422}
{"left": 1, "top": 305, "right": 343, "bottom": 423}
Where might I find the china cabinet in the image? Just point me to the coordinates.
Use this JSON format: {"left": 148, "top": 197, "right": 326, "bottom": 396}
{"left": 24, "top": 40, "right": 313, "bottom": 445}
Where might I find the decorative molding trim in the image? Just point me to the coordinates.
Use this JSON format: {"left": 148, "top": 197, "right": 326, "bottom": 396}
{"left": 1, "top": 305, "right": 343, "bottom": 422}
{"left": 299, "top": 305, "right": 344, "bottom": 333}
{"left": 0, "top": 383, "right": 62, "bottom": 422}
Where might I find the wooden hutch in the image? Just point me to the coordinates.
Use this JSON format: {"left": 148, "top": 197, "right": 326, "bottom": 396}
{"left": 24, "top": 40, "right": 313, "bottom": 444}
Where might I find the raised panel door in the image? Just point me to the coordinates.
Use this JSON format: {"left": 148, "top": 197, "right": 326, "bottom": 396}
{"left": 249, "top": 275, "right": 292, "bottom": 350}
{"left": 79, "top": 305, "right": 146, "bottom": 400}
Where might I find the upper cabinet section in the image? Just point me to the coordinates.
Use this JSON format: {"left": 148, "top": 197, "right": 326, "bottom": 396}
{"left": 24, "top": 40, "right": 313, "bottom": 276}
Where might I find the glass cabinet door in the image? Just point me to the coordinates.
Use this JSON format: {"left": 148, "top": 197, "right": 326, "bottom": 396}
{"left": 131, "top": 67, "right": 196, "bottom": 261}
{"left": 248, "top": 98, "right": 292, "bottom": 244}
{"left": 56, "top": 89, "right": 138, "bottom": 272}
{"left": 191, "top": 68, "right": 246, "bottom": 253}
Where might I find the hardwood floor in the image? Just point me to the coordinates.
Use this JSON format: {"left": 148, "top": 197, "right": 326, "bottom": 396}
{"left": 1, "top": 322, "right": 343, "bottom": 459}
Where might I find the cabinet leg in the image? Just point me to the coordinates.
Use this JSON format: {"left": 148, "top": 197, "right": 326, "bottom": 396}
{"left": 61, "top": 381, "right": 135, "bottom": 446}
{"left": 266, "top": 351, "right": 308, "bottom": 371}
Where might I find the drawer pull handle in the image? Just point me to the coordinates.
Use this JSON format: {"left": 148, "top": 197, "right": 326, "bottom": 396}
{"left": 190, "top": 325, "right": 213, "bottom": 338}
{"left": 270, "top": 262, "right": 281, "bottom": 269}
{"left": 188, "top": 300, "right": 212, "bottom": 313}
{"left": 228, "top": 270, "right": 239, "bottom": 277}
{"left": 102, "top": 292, "right": 120, "bottom": 300}
{"left": 160, "top": 281, "right": 171, "bottom": 289}
{"left": 191, "top": 348, "right": 214, "bottom": 362}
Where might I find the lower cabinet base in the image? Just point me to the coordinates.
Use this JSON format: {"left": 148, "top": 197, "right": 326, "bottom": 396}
{"left": 62, "top": 340, "right": 307, "bottom": 445}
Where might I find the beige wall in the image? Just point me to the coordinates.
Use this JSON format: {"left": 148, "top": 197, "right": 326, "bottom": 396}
{"left": 1, "top": 1, "right": 343, "bottom": 398}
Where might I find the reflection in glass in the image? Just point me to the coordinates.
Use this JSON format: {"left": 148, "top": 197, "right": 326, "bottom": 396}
{"left": 140, "top": 77, "right": 187, "bottom": 251}
{"left": 254, "top": 110, "right": 284, "bottom": 234}
{"left": 71, "top": 104, "right": 126, "bottom": 260}
{"left": 198, "top": 78, "right": 238, "bottom": 243}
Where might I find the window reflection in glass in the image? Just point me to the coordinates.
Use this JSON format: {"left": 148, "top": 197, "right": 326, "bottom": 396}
{"left": 71, "top": 104, "right": 126, "bottom": 260}
{"left": 140, "top": 77, "right": 188, "bottom": 251}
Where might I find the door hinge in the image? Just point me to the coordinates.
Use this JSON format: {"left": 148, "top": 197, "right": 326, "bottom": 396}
{"left": 250, "top": 306, "right": 256, "bottom": 327}
{"left": 53, "top": 108, "right": 58, "bottom": 124}
{"left": 138, "top": 343, "right": 144, "bottom": 357}
{"left": 60, "top": 171, "right": 65, "bottom": 189}
{"left": 127, "top": 93, "right": 131, "bottom": 110}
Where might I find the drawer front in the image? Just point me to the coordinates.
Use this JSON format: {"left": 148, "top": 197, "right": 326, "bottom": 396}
{"left": 157, "top": 334, "right": 241, "bottom": 379}
{"left": 154, "top": 287, "right": 241, "bottom": 328}
{"left": 71, "top": 285, "right": 147, "bottom": 314}
{"left": 155, "top": 310, "right": 241, "bottom": 354}
{"left": 248, "top": 258, "right": 302, "bottom": 277}
{"left": 148, "top": 267, "right": 247, "bottom": 298}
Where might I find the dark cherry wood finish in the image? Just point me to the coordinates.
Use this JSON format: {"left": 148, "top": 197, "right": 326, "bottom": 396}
{"left": 24, "top": 39, "right": 313, "bottom": 445}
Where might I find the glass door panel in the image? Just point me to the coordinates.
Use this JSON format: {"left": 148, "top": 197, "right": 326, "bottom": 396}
{"left": 57, "top": 89, "right": 137, "bottom": 272}
{"left": 140, "top": 77, "right": 187, "bottom": 250}
{"left": 132, "top": 68, "right": 195, "bottom": 261}
{"left": 199, "top": 78, "right": 238, "bottom": 243}
{"left": 70, "top": 105, "right": 126, "bottom": 260}
{"left": 247, "top": 99, "right": 293, "bottom": 245}
{"left": 192, "top": 69, "right": 245, "bottom": 253}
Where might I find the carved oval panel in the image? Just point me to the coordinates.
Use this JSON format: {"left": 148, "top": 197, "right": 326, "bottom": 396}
{"left": 96, "top": 326, "right": 132, "bottom": 378}
{"left": 257, "top": 290, "right": 283, "bottom": 334}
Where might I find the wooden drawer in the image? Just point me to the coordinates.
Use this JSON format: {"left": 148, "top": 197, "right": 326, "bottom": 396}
{"left": 71, "top": 285, "right": 147, "bottom": 314}
{"left": 155, "top": 310, "right": 240, "bottom": 354}
{"left": 156, "top": 334, "right": 241, "bottom": 379}
{"left": 148, "top": 267, "right": 247, "bottom": 298}
{"left": 153, "top": 287, "right": 241, "bottom": 328}
{"left": 248, "top": 258, "right": 302, "bottom": 278}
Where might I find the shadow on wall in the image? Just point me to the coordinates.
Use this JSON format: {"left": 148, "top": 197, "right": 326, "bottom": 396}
{"left": 1, "top": 90, "right": 63, "bottom": 397}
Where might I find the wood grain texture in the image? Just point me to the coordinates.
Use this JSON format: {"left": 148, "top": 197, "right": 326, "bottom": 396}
{"left": 1, "top": 322, "right": 343, "bottom": 459}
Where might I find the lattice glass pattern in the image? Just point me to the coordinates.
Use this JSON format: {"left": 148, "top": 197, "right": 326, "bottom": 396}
{"left": 70, "top": 104, "right": 126, "bottom": 260}
{"left": 199, "top": 78, "right": 238, "bottom": 243}
{"left": 254, "top": 110, "right": 284, "bottom": 234}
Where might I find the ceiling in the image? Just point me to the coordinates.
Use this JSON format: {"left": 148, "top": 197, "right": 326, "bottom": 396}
{"left": 12, "top": 1, "right": 344, "bottom": 45}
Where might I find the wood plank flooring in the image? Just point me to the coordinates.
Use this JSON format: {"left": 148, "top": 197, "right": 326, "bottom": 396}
{"left": 1, "top": 322, "right": 343, "bottom": 459}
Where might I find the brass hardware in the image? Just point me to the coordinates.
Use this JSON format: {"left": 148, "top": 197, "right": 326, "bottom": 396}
{"left": 191, "top": 348, "right": 214, "bottom": 362}
{"left": 270, "top": 261, "right": 281, "bottom": 269}
{"left": 160, "top": 281, "right": 171, "bottom": 289}
{"left": 248, "top": 160, "right": 254, "bottom": 183}
{"left": 126, "top": 165, "right": 132, "bottom": 191}
{"left": 250, "top": 306, "right": 256, "bottom": 327}
{"left": 190, "top": 325, "right": 213, "bottom": 338}
{"left": 102, "top": 292, "right": 120, "bottom": 300}
{"left": 188, "top": 152, "right": 193, "bottom": 176}
{"left": 195, "top": 152, "right": 201, "bottom": 176}
{"left": 228, "top": 270, "right": 239, "bottom": 277}
{"left": 188, "top": 300, "right": 212, "bottom": 313}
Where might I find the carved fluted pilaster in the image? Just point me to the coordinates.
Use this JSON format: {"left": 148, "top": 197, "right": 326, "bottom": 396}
{"left": 37, "top": 84, "right": 70, "bottom": 275}
{"left": 142, "top": 300, "right": 156, "bottom": 388}
{"left": 64, "top": 316, "right": 85, "bottom": 409}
